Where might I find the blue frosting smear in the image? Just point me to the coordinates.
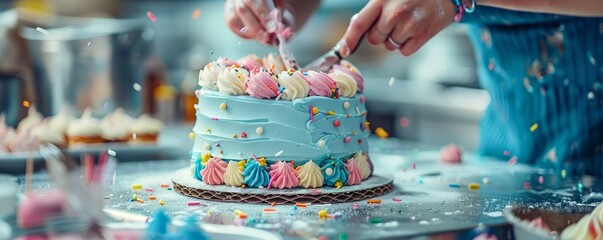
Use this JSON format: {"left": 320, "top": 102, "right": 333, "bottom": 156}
{"left": 193, "top": 157, "right": 204, "bottom": 181}
{"left": 321, "top": 159, "right": 349, "bottom": 187}
{"left": 192, "top": 89, "right": 370, "bottom": 166}
{"left": 242, "top": 160, "right": 269, "bottom": 188}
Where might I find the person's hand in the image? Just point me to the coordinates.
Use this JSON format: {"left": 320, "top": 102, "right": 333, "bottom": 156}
{"left": 224, "top": 0, "right": 294, "bottom": 45}
{"left": 338, "top": 0, "right": 457, "bottom": 57}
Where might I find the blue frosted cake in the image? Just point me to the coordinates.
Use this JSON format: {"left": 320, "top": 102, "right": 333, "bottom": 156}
{"left": 190, "top": 54, "right": 373, "bottom": 189}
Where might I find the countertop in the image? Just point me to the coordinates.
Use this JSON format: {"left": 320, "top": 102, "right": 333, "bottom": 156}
{"left": 11, "top": 125, "right": 602, "bottom": 239}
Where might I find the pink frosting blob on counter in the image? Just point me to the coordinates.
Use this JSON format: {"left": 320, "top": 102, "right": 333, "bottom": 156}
{"left": 440, "top": 144, "right": 463, "bottom": 164}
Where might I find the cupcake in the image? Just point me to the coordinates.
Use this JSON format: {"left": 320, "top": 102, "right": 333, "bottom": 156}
{"left": 129, "top": 114, "right": 163, "bottom": 143}
{"left": 49, "top": 108, "right": 72, "bottom": 137}
{"left": 505, "top": 206, "right": 594, "bottom": 240}
{"left": 17, "top": 105, "right": 43, "bottom": 134}
{"left": 66, "top": 109, "right": 104, "bottom": 146}
{"left": 101, "top": 108, "right": 133, "bottom": 143}
{"left": 6, "top": 130, "right": 38, "bottom": 152}
{"left": 31, "top": 120, "right": 67, "bottom": 148}
{"left": 0, "top": 115, "right": 16, "bottom": 153}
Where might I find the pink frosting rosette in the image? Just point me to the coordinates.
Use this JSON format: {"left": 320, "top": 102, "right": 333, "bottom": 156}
{"left": 268, "top": 161, "right": 299, "bottom": 189}
{"left": 201, "top": 156, "right": 228, "bottom": 185}
{"left": 304, "top": 71, "right": 337, "bottom": 97}
{"left": 238, "top": 54, "right": 264, "bottom": 71}
{"left": 245, "top": 69, "right": 280, "bottom": 99}
{"left": 345, "top": 158, "right": 362, "bottom": 185}
{"left": 332, "top": 60, "right": 364, "bottom": 92}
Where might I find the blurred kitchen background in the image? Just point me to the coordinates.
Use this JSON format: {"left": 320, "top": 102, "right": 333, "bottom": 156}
{"left": 0, "top": 0, "right": 489, "bottom": 151}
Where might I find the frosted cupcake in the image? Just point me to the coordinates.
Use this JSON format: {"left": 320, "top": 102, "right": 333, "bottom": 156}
{"left": 129, "top": 114, "right": 163, "bottom": 143}
{"left": 49, "top": 108, "right": 72, "bottom": 136}
{"left": 0, "top": 115, "right": 16, "bottom": 153}
{"left": 31, "top": 120, "right": 67, "bottom": 148}
{"left": 66, "top": 109, "right": 103, "bottom": 146}
{"left": 17, "top": 105, "right": 43, "bottom": 134}
{"left": 101, "top": 108, "right": 133, "bottom": 142}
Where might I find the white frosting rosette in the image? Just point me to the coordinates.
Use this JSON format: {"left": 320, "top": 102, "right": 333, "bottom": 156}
{"left": 329, "top": 72, "right": 357, "bottom": 97}
{"left": 198, "top": 62, "right": 225, "bottom": 90}
{"left": 217, "top": 67, "right": 248, "bottom": 95}
{"left": 276, "top": 71, "right": 309, "bottom": 100}
{"left": 561, "top": 202, "right": 603, "bottom": 240}
{"left": 263, "top": 53, "right": 287, "bottom": 73}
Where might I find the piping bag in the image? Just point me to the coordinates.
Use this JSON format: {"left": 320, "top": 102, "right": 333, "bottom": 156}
{"left": 265, "top": 0, "right": 300, "bottom": 70}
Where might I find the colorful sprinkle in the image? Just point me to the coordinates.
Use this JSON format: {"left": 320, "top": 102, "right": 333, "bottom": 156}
{"left": 352, "top": 203, "right": 359, "bottom": 209}
{"left": 263, "top": 208, "right": 277, "bottom": 213}
{"left": 136, "top": 199, "right": 144, "bottom": 203}
{"left": 192, "top": 8, "right": 201, "bottom": 19}
{"left": 508, "top": 156, "right": 518, "bottom": 166}
{"left": 108, "top": 149, "right": 116, "bottom": 156}
{"left": 160, "top": 184, "right": 169, "bottom": 188}
{"left": 219, "top": 103, "right": 227, "bottom": 110}
{"left": 530, "top": 123, "right": 538, "bottom": 132}
{"left": 318, "top": 210, "right": 329, "bottom": 219}
{"left": 36, "top": 27, "right": 49, "bottom": 35}
{"left": 206, "top": 128, "right": 211, "bottom": 133}
{"left": 504, "top": 150, "right": 510, "bottom": 156}
{"left": 388, "top": 77, "right": 395, "bottom": 86}
{"left": 318, "top": 139, "right": 326, "bottom": 148}
{"left": 132, "top": 184, "right": 143, "bottom": 191}
{"left": 360, "top": 96, "right": 366, "bottom": 103}
{"left": 367, "top": 199, "right": 382, "bottom": 204}
{"left": 412, "top": 162, "right": 416, "bottom": 170}
{"left": 159, "top": 199, "right": 165, "bottom": 206}
{"left": 295, "top": 203, "right": 309, "bottom": 208}
{"left": 188, "top": 201, "right": 201, "bottom": 206}
{"left": 399, "top": 117, "right": 410, "bottom": 128}
{"left": 344, "top": 136, "right": 351, "bottom": 143}
{"left": 326, "top": 111, "right": 335, "bottom": 116}
{"left": 392, "top": 198, "right": 402, "bottom": 202}
{"left": 482, "top": 178, "right": 491, "bottom": 184}
{"left": 133, "top": 83, "right": 142, "bottom": 92}
{"left": 468, "top": 183, "right": 480, "bottom": 190}
{"left": 369, "top": 217, "right": 382, "bottom": 224}
{"left": 188, "top": 132, "right": 195, "bottom": 140}
{"left": 343, "top": 102, "right": 350, "bottom": 109}
{"left": 310, "top": 105, "right": 316, "bottom": 122}
{"left": 312, "top": 106, "right": 319, "bottom": 115}
{"left": 211, "top": 117, "right": 218, "bottom": 120}
{"left": 22, "top": 101, "right": 30, "bottom": 108}
{"left": 375, "top": 127, "right": 388, "bottom": 138}
{"left": 144, "top": 188, "right": 154, "bottom": 192}
{"left": 149, "top": 196, "right": 156, "bottom": 201}
{"left": 275, "top": 150, "right": 284, "bottom": 157}
{"left": 538, "top": 176, "right": 544, "bottom": 184}
{"left": 146, "top": 11, "right": 157, "bottom": 22}
{"left": 232, "top": 133, "right": 238, "bottom": 138}
{"left": 449, "top": 183, "right": 461, "bottom": 188}
{"left": 241, "top": 132, "right": 247, "bottom": 138}
{"left": 523, "top": 182, "right": 531, "bottom": 189}
{"left": 333, "top": 120, "right": 341, "bottom": 127}
{"left": 256, "top": 127, "right": 264, "bottom": 135}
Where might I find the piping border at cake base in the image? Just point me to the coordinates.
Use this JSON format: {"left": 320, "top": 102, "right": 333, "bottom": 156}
{"left": 171, "top": 168, "right": 393, "bottom": 204}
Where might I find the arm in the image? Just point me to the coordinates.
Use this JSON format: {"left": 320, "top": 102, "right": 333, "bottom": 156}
{"left": 476, "top": 0, "right": 603, "bottom": 17}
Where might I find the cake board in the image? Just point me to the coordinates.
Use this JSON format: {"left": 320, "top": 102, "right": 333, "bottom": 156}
{"left": 171, "top": 168, "right": 394, "bottom": 204}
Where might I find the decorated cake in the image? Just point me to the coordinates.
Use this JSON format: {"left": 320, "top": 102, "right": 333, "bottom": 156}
{"left": 190, "top": 54, "right": 373, "bottom": 189}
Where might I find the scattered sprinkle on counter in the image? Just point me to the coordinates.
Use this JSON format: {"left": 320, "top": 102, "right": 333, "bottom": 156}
{"left": 144, "top": 188, "right": 153, "bottom": 192}
{"left": 392, "top": 198, "right": 402, "bottom": 202}
{"left": 159, "top": 199, "right": 165, "bottom": 206}
{"left": 538, "top": 176, "right": 544, "bottom": 184}
{"left": 412, "top": 162, "right": 416, "bottom": 170}
{"left": 388, "top": 77, "right": 395, "bottom": 86}
{"left": 367, "top": 199, "right": 382, "bottom": 204}
{"left": 318, "top": 210, "right": 329, "bottom": 220}
{"left": 482, "top": 178, "right": 491, "bottom": 184}
{"left": 375, "top": 127, "right": 388, "bottom": 138}
{"left": 530, "top": 123, "right": 538, "bottom": 132}
{"left": 263, "top": 208, "right": 277, "bottom": 213}
{"left": 160, "top": 183, "right": 170, "bottom": 188}
{"left": 449, "top": 183, "right": 460, "bottom": 188}
{"left": 352, "top": 203, "right": 359, "bottom": 210}
{"left": 192, "top": 8, "right": 201, "bottom": 19}
{"left": 149, "top": 196, "right": 156, "bottom": 201}
{"left": 133, "top": 83, "right": 142, "bottom": 92}
{"left": 508, "top": 156, "right": 517, "bottom": 166}
{"left": 295, "top": 202, "right": 309, "bottom": 208}
{"left": 188, "top": 201, "right": 201, "bottom": 206}
{"left": 369, "top": 217, "right": 382, "bottom": 224}
{"left": 146, "top": 11, "right": 157, "bottom": 22}
{"left": 219, "top": 102, "right": 227, "bottom": 110}
{"left": 132, "top": 184, "right": 143, "bottom": 191}
{"left": 468, "top": 183, "right": 480, "bottom": 190}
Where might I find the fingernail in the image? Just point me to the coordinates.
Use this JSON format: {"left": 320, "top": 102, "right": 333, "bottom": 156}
{"left": 266, "top": 20, "right": 277, "bottom": 32}
{"left": 350, "top": 13, "right": 359, "bottom": 22}
{"left": 338, "top": 40, "right": 351, "bottom": 57}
